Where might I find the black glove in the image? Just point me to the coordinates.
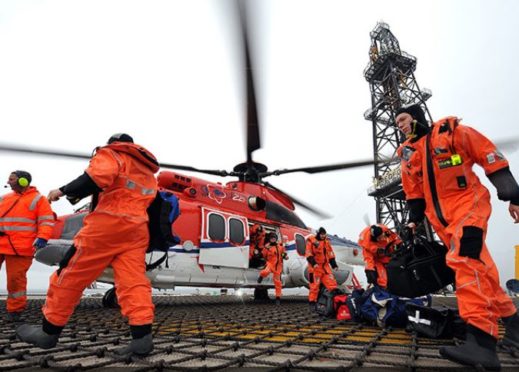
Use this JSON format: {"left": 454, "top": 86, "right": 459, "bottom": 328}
{"left": 329, "top": 258, "right": 338, "bottom": 270}
{"left": 383, "top": 242, "right": 398, "bottom": 256}
{"left": 400, "top": 226, "right": 414, "bottom": 245}
{"left": 307, "top": 256, "right": 317, "bottom": 268}
{"left": 365, "top": 269, "right": 378, "bottom": 285}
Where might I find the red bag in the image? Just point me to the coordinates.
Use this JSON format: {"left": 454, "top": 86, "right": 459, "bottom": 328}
{"left": 336, "top": 304, "right": 351, "bottom": 320}
{"left": 333, "top": 294, "right": 350, "bottom": 320}
{"left": 333, "top": 294, "right": 347, "bottom": 309}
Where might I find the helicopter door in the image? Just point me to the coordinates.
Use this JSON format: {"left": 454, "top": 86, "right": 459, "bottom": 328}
{"left": 199, "top": 208, "right": 249, "bottom": 268}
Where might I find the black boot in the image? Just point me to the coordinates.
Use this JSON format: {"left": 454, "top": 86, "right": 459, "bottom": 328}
{"left": 308, "top": 301, "right": 316, "bottom": 312}
{"left": 115, "top": 325, "right": 153, "bottom": 357}
{"left": 257, "top": 276, "right": 263, "bottom": 284}
{"left": 439, "top": 325, "right": 500, "bottom": 370}
{"left": 16, "top": 318, "right": 62, "bottom": 350}
{"left": 502, "top": 312, "right": 519, "bottom": 348}
{"left": 275, "top": 297, "right": 281, "bottom": 306}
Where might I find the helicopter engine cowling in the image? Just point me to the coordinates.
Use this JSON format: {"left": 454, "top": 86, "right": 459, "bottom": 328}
{"left": 284, "top": 259, "right": 354, "bottom": 291}
{"left": 283, "top": 259, "right": 309, "bottom": 288}
{"left": 248, "top": 196, "right": 266, "bottom": 211}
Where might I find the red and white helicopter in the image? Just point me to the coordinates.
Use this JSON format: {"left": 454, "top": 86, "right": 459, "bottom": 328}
{"left": 40, "top": 167, "right": 366, "bottom": 306}
{"left": 0, "top": 2, "right": 373, "bottom": 306}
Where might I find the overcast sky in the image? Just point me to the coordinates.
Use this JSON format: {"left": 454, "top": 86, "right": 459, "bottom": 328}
{"left": 1, "top": 0, "right": 519, "bottom": 291}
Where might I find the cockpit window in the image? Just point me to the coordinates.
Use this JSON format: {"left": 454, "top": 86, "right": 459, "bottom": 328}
{"left": 265, "top": 201, "right": 306, "bottom": 229}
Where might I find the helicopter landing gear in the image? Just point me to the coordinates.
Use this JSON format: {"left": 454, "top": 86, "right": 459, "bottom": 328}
{"left": 102, "top": 287, "right": 119, "bottom": 308}
{"left": 253, "top": 287, "right": 269, "bottom": 302}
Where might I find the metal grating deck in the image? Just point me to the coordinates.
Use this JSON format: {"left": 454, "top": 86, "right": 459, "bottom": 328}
{"left": 1, "top": 296, "right": 519, "bottom": 370}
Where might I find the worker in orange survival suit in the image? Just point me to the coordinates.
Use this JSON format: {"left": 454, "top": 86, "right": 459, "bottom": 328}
{"left": 395, "top": 104, "right": 519, "bottom": 369}
{"left": 306, "top": 227, "right": 338, "bottom": 310}
{"left": 358, "top": 224, "right": 402, "bottom": 288}
{"left": 0, "top": 171, "right": 55, "bottom": 322}
{"left": 257, "top": 232, "right": 288, "bottom": 305}
{"left": 249, "top": 223, "right": 266, "bottom": 268}
{"left": 16, "top": 133, "right": 160, "bottom": 357}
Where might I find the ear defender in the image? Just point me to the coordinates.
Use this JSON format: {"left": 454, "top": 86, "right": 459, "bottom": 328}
{"left": 13, "top": 170, "right": 32, "bottom": 187}
{"left": 18, "top": 177, "right": 29, "bottom": 187}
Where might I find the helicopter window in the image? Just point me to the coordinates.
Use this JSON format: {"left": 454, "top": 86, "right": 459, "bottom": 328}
{"left": 229, "top": 218, "right": 245, "bottom": 245}
{"left": 265, "top": 201, "right": 306, "bottom": 229}
{"left": 208, "top": 213, "right": 225, "bottom": 241}
{"left": 295, "top": 234, "right": 306, "bottom": 256}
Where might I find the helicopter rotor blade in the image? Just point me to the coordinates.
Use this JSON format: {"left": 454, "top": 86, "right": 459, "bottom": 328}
{"left": 256, "top": 137, "right": 519, "bottom": 177}
{"left": 237, "top": 1, "right": 260, "bottom": 164}
{"left": 258, "top": 136, "right": 519, "bottom": 178}
{"left": 0, "top": 143, "right": 231, "bottom": 177}
{"left": 264, "top": 181, "right": 332, "bottom": 219}
{"left": 496, "top": 137, "right": 519, "bottom": 154}
{"left": 260, "top": 159, "right": 380, "bottom": 177}
{"left": 0, "top": 143, "right": 92, "bottom": 161}
{"left": 158, "top": 162, "right": 229, "bottom": 177}
{"left": 363, "top": 213, "right": 371, "bottom": 227}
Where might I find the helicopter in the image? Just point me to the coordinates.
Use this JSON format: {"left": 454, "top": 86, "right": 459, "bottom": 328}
{"left": 37, "top": 168, "right": 367, "bottom": 306}
{"left": 0, "top": 2, "right": 378, "bottom": 306}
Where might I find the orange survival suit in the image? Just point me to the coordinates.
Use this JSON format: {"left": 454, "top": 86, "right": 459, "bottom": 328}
{"left": 258, "top": 234, "right": 287, "bottom": 299}
{"left": 42, "top": 142, "right": 159, "bottom": 329}
{"left": 398, "top": 116, "right": 518, "bottom": 338}
{"left": 305, "top": 230, "right": 338, "bottom": 303}
{"left": 249, "top": 224, "right": 265, "bottom": 259}
{"left": 0, "top": 186, "right": 54, "bottom": 314}
{"left": 358, "top": 224, "right": 402, "bottom": 288}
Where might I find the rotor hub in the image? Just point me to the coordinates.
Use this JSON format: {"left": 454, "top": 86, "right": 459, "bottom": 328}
{"left": 233, "top": 162, "right": 268, "bottom": 182}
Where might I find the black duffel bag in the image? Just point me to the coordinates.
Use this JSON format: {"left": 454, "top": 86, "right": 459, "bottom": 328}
{"left": 406, "top": 303, "right": 466, "bottom": 339}
{"left": 386, "top": 235, "right": 454, "bottom": 297}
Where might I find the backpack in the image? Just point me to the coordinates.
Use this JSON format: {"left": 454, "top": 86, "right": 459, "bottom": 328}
{"left": 336, "top": 304, "right": 351, "bottom": 321}
{"left": 315, "top": 288, "right": 337, "bottom": 317}
{"left": 146, "top": 190, "right": 181, "bottom": 270}
{"left": 333, "top": 294, "right": 350, "bottom": 320}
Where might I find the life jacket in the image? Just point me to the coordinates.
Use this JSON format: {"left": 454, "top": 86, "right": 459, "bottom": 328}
{"left": 0, "top": 187, "right": 55, "bottom": 256}
{"left": 85, "top": 143, "right": 160, "bottom": 221}
{"left": 74, "top": 142, "right": 159, "bottom": 251}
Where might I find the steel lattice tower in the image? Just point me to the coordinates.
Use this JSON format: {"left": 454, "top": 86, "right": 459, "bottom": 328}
{"left": 363, "top": 22, "right": 433, "bottom": 232}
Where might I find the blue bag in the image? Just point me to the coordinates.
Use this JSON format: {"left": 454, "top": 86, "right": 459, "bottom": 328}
{"left": 360, "top": 286, "right": 430, "bottom": 327}
{"left": 146, "top": 190, "right": 181, "bottom": 270}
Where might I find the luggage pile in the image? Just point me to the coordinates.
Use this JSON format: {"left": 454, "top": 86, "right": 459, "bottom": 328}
{"left": 315, "top": 287, "right": 430, "bottom": 327}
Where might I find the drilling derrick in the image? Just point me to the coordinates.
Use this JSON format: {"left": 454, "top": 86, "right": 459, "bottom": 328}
{"left": 364, "top": 22, "right": 432, "bottom": 231}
